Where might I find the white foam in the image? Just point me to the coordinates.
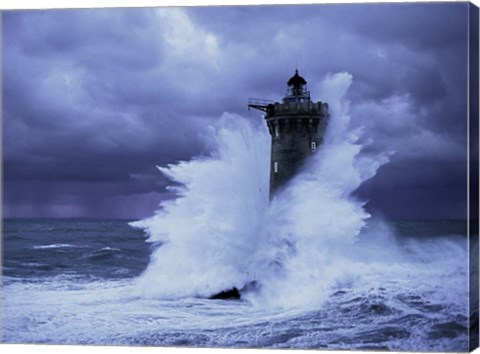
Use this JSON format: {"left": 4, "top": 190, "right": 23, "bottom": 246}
{"left": 33, "top": 243, "right": 88, "bottom": 250}
{"left": 130, "top": 73, "right": 466, "bottom": 313}
{"left": 131, "top": 115, "right": 270, "bottom": 298}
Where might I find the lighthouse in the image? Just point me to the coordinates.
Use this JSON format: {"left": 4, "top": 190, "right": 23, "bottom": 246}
{"left": 249, "top": 70, "right": 329, "bottom": 197}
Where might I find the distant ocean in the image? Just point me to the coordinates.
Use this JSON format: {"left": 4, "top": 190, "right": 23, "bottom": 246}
{"left": 1, "top": 218, "right": 472, "bottom": 351}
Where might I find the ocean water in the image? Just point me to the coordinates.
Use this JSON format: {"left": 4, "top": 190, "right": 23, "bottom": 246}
{"left": 1, "top": 218, "right": 470, "bottom": 350}
{"left": 1, "top": 73, "right": 474, "bottom": 350}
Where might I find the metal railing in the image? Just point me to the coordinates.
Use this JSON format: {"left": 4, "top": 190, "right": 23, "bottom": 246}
{"left": 248, "top": 98, "right": 275, "bottom": 113}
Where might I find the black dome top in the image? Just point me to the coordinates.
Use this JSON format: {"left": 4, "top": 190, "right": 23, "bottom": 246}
{"left": 287, "top": 69, "right": 307, "bottom": 86}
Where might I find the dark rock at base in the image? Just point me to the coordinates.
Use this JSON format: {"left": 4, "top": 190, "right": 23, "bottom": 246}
{"left": 209, "top": 287, "right": 241, "bottom": 300}
{"left": 209, "top": 281, "right": 259, "bottom": 300}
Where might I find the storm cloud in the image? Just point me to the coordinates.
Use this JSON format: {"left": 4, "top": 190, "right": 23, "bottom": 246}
{"left": 2, "top": 3, "right": 472, "bottom": 219}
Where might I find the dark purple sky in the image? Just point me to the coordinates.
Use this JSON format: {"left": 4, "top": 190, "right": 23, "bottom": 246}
{"left": 2, "top": 3, "right": 474, "bottom": 220}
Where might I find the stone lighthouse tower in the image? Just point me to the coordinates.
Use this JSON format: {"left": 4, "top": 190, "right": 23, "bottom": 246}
{"left": 249, "top": 70, "right": 329, "bottom": 197}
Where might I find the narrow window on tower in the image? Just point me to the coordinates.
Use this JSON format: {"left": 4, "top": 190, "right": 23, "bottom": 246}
{"left": 274, "top": 162, "right": 278, "bottom": 174}
{"left": 311, "top": 141, "right": 317, "bottom": 152}
{"left": 275, "top": 125, "right": 280, "bottom": 138}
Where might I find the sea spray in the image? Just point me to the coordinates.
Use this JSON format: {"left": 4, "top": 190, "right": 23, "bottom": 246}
{"left": 247, "top": 73, "right": 391, "bottom": 308}
{"left": 131, "top": 72, "right": 393, "bottom": 304}
{"left": 131, "top": 116, "right": 270, "bottom": 298}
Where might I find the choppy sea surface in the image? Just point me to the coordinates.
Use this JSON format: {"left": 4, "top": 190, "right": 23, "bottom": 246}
{"left": 1, "top": 218, "right": 471, "bottom": 351}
